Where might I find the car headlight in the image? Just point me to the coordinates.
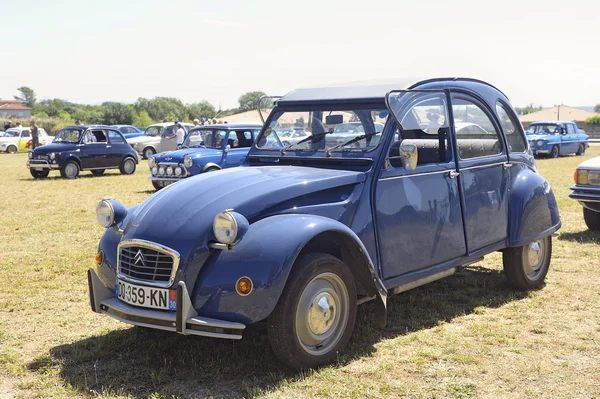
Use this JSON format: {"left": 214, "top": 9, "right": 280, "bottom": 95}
{"left": 49, "top": 153, "right": 55, "bottom": 160}
{"left": 96, "top": 199, "right": 127, "bottom": 228}
{"left": 166, "top": 166, "right": 173, "bottom": 176}
{"left": 175, "top": 166, "right": 182, "bottom": 176}
{"left": 148, "top": 157, "right": 156, "bottom": 168}
{"left": 576, "top": 169, "right": 600, "bottom": 185}
{"left": 213, "top": 211, "right": 249, "bottom": 246}
{"left": 537, "top": 140, "right": 544, "bottom": 146}
{"left": 184, "top": 157, "right": 193, "bottom": 168}
{"left": 28, "top": 152, "right": 32, "bottom": 159}
{"left": 158, "top": 166, "right": 165, "bottom": 176}
{"left": 151, "top": 166, "right": 158, "bottom": 175}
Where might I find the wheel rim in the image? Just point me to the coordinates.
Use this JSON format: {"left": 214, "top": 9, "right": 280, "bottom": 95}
{"left": 523, "top": 239, "right": 546, "bottom": 279}
{"left": 8, "top": 146, "right": 16, "bottom": 153}
{"left": 580, "top": 145, "right": 585, "bottom": 153}
{"left": 295, "top": 272, "right": 349, "bottom": 356}
{"left": 144, "top": 149, "right": 153, "bottom": 159}
{"left": 123, "top": 159, "right": 135, "bottom": 174}
{"left": 64, "top": 163, "right": 77, "bottom": 178}
{"left": 552, "top": 147, "right": 558, "bottom": 157}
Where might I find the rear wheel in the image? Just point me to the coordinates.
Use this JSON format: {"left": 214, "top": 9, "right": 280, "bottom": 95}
{"left": 550, "top": 145, "right": 560, "bottom": 158}
{"left": 60, "top": 161, "right": 80, "bottom": 179}
{"left": 30, "top": 169, "right": 49, "bottom": 179}
{"left": 503, "top": 236, "right": 552, "bottom": 290}
{"left": 268, "top": 253, "right": 357, "bottom": 370}
{"left": 7, "top": 145, "right": 17, "bottom": 154}
{"left": 120, "top": 158, "right": 136, "bottom": 175}
{"left": 576, "top": 143, "right": 586, "bottom": 156}
{"left": 143, "top": 147, "right": 155, "bottom": 160}
{"left": 583, "top": 207, "right": 600, "bottom": 231}
{"left": 91, "top": 169, "right": 105, "bottom": 176}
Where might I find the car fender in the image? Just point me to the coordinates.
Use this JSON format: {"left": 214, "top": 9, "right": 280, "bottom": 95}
{"left": 120, "top": 153, "right": 139, "bottom": 164}
{"left": 201, "top": 162, "right": 221, "bottom": 172}
{"left": 508, "top": 165, "right": 561, "bottom": 247}
{"left": 190, "top": 214, "right": 387, "bottom": 324}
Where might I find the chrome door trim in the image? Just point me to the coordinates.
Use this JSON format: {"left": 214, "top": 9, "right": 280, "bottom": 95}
{"left": 378, "top": 168, "right": 450, "bottom": 181}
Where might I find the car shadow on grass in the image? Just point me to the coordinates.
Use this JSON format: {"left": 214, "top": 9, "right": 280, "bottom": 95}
{"left": 558, "top": 230, "right": 600, "bottom": 244}
{"left": 34, "top": 265, "right": 526, "bottom": 398}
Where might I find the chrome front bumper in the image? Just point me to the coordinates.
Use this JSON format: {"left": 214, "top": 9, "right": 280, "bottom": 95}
{"left": 88, "top": 268, "right": 246, "bottom": 339}
{"left": 27, "top": 159, "right": 60, "bottom": 169}
{"left": 149, "top": 176, "right": 184, "bottom": 182}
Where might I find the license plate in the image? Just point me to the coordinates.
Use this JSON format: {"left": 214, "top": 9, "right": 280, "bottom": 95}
{"left": 116, "top": 279, "right": 176, "bottom": 311}
{"left": 35, "top": 168, "right": 43, "bottom": 171}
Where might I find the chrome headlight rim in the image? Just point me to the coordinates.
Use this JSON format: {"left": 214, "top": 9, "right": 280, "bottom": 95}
{"left": 148, "top": 157, "right": 156, "bottom": 168}
{"left": 158, "top": 166, "right": 165, "bottom": 176}
{"left": 28, "top": 152, "right": 32, "bottom": 159}
{"left": 183, "top": 157, "right": 193, "bottom": 168}
{"left": 537, "top": 140, "right": 544, "bottom": 146}
{"left": 151, "top": 166, "right": 158, "bottom": 175}
{"left": 213, "top": 211, "right": 238, "bottom": 245}
{"left": 96, "top": 199, "right": 115, "bottom": 228}
{"left": 174, "top": 166, "right": 182, "bottom": 176}
{"left": 166, "top": 166, "right": 173, "bottom": 176}
{"left": 49, "top": 152, "right": 56, "bottom": 160}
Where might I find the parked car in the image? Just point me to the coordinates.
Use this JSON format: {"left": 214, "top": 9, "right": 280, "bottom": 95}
{"left": 0, "top": 126, "right": 51, "bottom": 153}
{"left": 111, "top": 125, "right": 145, "bottom": 140}
{"left": 525, "top": 121, "right": 588, "bottom": 158}
{"left": 148, "top": 123, "right": 263, "bottom": 190}
{"left": 570, "top": 156, "right": 600, "bottom": 230}
{"left": 89, "top": 78, "right": 560, "bottom": 370}
{"left": 127, "top": 122, "right": 194, "bottom": 159}
{"left": 27, "top": 125, "right": 138, "bottom": 179}
{"left": 278, "top": 129, "right": 311, "bottom": 146}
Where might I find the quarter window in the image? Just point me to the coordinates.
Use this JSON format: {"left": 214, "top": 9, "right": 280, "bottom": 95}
{"left": 21, "top": 130, "right": 30, "bottom": 138}
{"left": 452, "top": 98, "right": 502, "bottom": 159}
{"left": 566, "top": 124, "right": 575, "bottom": 135}
{"left": 108, "top": 131, "right": 125, "bottom": 144}
{"left": 496, "top": 102, "right": 526, "bottom": 153}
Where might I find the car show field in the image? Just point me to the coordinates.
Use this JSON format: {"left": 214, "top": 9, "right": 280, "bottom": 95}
{"left": 0, "top": 148, "right": 599, "bottom": 398}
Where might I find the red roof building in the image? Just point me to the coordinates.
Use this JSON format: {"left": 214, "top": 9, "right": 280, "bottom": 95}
{"left": 0, "top": 99, "right": 32, "bottom": 119}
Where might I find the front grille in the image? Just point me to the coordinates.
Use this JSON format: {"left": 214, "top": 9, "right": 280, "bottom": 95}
{"left": 117, "top": 241, "right": 180, "bottom": 287}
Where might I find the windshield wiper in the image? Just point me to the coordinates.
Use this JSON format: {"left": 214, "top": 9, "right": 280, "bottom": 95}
{"left": 325, "top": 132, "right": 378, "bottom": 156}
{"left": 280, "top": 131, "right": 334, "bottom": 154}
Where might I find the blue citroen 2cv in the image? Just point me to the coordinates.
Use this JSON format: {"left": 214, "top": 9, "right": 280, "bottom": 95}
{"left": 89, "top": 78, "right": 561, "bottom": 369}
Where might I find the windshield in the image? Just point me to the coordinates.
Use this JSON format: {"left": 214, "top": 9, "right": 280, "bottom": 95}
{"left": 53, "top": 128, "right": 81, "bottom": 143}
{"left": 144, "top": 126, "right": 163, "bottom": 137}
{"left": 183, "top": 129, "right": 227, "bottom": 149}
{"left": 526, "top": 124, "right": 559, "bottom": 135}
{"left": 4, "top": 129, "right": 20, "bottom": 137}
{"left": 256, "top": 108, "right": 388, "bottom": 153}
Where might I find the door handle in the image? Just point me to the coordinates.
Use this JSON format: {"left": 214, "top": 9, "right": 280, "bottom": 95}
{"left": 449, "top": 170, "right": 459, "bottom": 179}
{"left": 503, "top": 163, "right": 513, "bottom": 170}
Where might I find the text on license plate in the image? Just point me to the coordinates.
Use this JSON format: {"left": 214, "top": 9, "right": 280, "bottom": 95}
{"left": 116, "top": 279, "right": 176, "bottom": 311}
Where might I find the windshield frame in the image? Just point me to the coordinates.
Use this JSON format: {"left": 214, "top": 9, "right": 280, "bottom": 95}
{"left": 253, "top": 104, "right": 390, "bottom": 157}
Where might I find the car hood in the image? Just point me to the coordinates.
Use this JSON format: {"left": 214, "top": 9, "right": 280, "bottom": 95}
{"left": 155, "top": 147, "right": 222, "bottom": 162}
{"left": 122, "top": 166, "right": 366, "bottom": 254}
{"left": 0, "top": 137, "right": 18, "bottom": 143}
{"left": 32, "top": 142, "right": 78, "bottom": 154}
{"left": 576, "top": 156, "right": 600, "bottom": 170}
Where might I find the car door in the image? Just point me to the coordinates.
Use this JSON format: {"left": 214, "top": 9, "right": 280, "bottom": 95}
{"left": 562, "top": 123, "right": 577, "bottom": 154}
{"left": 19, "top": 129, "right": 30, "bottom": 150}
{"left": 106, "top": 130, "right": 128, "bottom": 167}
{"left": 376, "top": 90, "right": 467, "bottom": 280}
{"left": 223, "top": 130, "right": 253, "bottom": 168}
{"left": 159, "top": 125, "right": 177, "bottom": 152}
{"left": 451, "top": 94, "right": 509, "bottom": 252}
{"left": 80, "top": 130, "right": 110, "bottom": 169}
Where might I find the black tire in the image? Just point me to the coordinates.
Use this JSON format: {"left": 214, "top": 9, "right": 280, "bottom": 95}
{"left": 30, "top": 169, "right": 49, "bottom": 179}
{"left": 583, "top": 207, "right": 600, "bottom": 231}
{"left": 550, "top": 145, "right": 560, "bottom": 158}
{"left": 7, "top": 145, "right": 17, "bottom": 154}
{"left": 576, "top": 143, "right": 585, "bottom": 156}
{"left": 267, "top": 253, "right": 357, "bottom": 370}
{"left": 152, "top": 181, "right": 164, "bottom": 191}
{"left": 204, "top": 167, "right": 219, "bottom": 173}
{"left": 143, "top": 147, "right": 155, "bottom": 160}
{"left": 119, "top": 157, "right": 136, "bottom": 175}
{"left": 91, "top": 169, "right": 105, "bottom": 176}
{"left": 503, "top": 236, "right": 552, "bottom": 290}
{"left": 60, "top": 160, "right": 80, "bottom": 179}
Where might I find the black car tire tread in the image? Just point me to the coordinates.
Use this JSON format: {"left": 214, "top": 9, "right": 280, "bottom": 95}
{"left": 152, "top": 181, "right": 164, "bottom": 191}
{"left": 503, "top": 236, "right": 551, "bottom": 290}
{"left": 551, "top": 145, "right": 560, "bottom": 158}
{"left": 91, "top": 169, "right": 105, "bottom": 176}
{"left": 30, "top": 169, "right": 50, "bottom": 179}
{"left": 576, "top": 144, "right": 585, "bottom": 156}
{"left": 119, "top": 157, "right": 136, "bottom": 175}
{"left": 583, "top": 207, "right": 600, "bottom": 231}
{"left": 267, "top": 253, "right": 357, "bottom": 370}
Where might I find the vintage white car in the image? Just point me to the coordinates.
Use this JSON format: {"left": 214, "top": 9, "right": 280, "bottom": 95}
{"left": 570, "top": 156, "right": 600, "bottom": 230}
{"left": 127, "top": 122, "right": 194, "bottom": 159}
{"left": 0, "top": 126, "right": 51, "bottom": 153}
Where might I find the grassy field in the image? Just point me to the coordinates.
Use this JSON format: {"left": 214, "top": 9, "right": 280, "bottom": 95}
{"left": 0, "top": 150, "right": 599, "bottom": 399}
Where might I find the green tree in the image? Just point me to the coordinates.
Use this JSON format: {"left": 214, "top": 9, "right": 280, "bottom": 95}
{"left": 186, "top": 101, "right": 217, "bottom": 121}
{"left": 102, "top": 102, "right": 134, "bottom": 125}
{"left": 14, "top": 86, "right": 36, "bottom": 108}
{"left": 132, "top": 110, "right": 153, "bottom": 127}
{"left": 57, "top": 111, "right": 71, "bottom": 121}
{"left": 134, "top": 97, "right": 186, "bottom": 121}
{"left": 594, "top": 104, "right": 600, "bottom": 113}
{"left": 237, "top": 91, "right": 267, "bottom": 112}
{"left": 33, "top": 110, "right": 49, "bottom": 119}
{"left": 515, "top": 103, "right": 542, "bottom": 115}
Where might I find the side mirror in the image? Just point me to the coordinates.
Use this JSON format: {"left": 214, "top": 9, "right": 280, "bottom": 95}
{"left": 399, "top": 143, "right": 418, "bottom": 171}
{"left": 225, "top": 144, "right": 231, "bottom": 152}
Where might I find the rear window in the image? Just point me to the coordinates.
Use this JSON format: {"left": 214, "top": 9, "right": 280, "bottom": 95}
{"left": 496, "top": 102, "right": 526, "bottom": 153}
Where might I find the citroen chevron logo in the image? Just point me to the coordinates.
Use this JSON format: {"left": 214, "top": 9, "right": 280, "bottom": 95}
{"left": 134, "top": 250, "right": 146, "bottom": 267}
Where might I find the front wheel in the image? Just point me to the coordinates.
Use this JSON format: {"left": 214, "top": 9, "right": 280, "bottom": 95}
{"left": 503, "top": 236, "right": 552, "bottom": 290}
{"left": 120, "top": 158, "right": 136, "bottom": 175}
{"left": 576, "top": 143, "right": 586, "bottom": 156}
{"left": 143, "top": 147, "right": 155, "bottom": 160}
{"left": 7, "top": 145, "right": 17, "bottom": 154}
{"left": 91, "top": 169, "right": 105, "bottom": 176}
{"left": 30, "top": 169, "right": 49, "bottom": 179}
{"left": 583, "top": 207, "right": 600, "bottom": 231}
{"left": 268, "top": 253, "right": 357, "bottom": 370}
{"left": 60, "top": 161, "right": 80, "bottom": 179}
{"left": 152, "top": 180, "right": 164, "bottom": 191}
{"left": 550, "top": 145, "right": 560, "bottom": 158}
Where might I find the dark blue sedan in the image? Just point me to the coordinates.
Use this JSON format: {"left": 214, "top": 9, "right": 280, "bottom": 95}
{"left": 27, "top": 125, "right": 139, "bottom": 179}
{"left": 111, "top": 125, "right": 146, "bottom": 140}
{"left": 148, "top": 124, "right": 263, "bottom": 190}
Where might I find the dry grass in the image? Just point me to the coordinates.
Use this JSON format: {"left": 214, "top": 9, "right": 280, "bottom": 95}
{"left": 0, "top": 150, "right": 599, "bottom": 399}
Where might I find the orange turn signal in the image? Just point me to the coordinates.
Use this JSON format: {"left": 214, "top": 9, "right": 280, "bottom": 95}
{"left": 574, "top": 169, "right": 578, "bottom": 184}
{"left": 95, "top": 250, "right": 104, "bottom": 265}
{"left": 236, "top": 277, "right": 253, "bottom": 296}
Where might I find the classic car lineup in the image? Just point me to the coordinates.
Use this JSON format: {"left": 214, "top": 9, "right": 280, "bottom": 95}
{"left": 148, "top": 123, "right": 262, "bottom": 190}
{"left": 570, "top": 155, "right": 600, "bottom": 231}
{"left": 1, "top": 126, "right": 51, "bottom": 153}
{"left": 111, "top": 124, "right": 146, "bottom": 139}
{"left": 88, "top": 77, "right": 563, "bottom": 369}
{"left": 526, "top": 121, "right": 589, "bottom": 157}
{"left": 127, "top": 121, "right": 194, "bottom": 159}
{"left": 27, "top": 125, "right": 139, "bottom": 178}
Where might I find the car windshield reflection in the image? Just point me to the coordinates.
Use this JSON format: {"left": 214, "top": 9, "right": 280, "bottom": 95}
{"left": 53, "top": 128, "right": 81, "bottom": 143}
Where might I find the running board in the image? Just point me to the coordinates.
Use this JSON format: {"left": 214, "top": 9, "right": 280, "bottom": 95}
{"left": 390, "top": 268, "right": 456, "bottom": 296}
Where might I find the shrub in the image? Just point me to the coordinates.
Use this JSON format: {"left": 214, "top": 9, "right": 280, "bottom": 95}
{"left": 586, "top": 115, "right": 600, "bottom": 125}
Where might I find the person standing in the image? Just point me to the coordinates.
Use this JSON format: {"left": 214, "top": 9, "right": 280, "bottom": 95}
{"left": 169, "top": 122, "right": 186, "bottom": 148}
{"left": 30, "top": 120, "right": 39, "bottom": 149}
{"left": 193, "top": 118, "right": 200, "bottom": 126}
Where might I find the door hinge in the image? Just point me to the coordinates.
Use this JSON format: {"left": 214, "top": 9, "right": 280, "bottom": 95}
{"left": 503, "top": 163, "right": 513, "bottom": 170}
{"left": 449, "top": 170, "right": 460, "bottom": 178}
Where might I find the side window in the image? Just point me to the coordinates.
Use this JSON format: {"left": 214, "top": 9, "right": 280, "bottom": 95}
{"left": 21, "top": 130, "right": 31, "bottom": 138}
{"left": 452, "top": 98, "right": 502, "bottom": 159}
{"left": 233, "top": 130, "right": 253, "bottom": 148}
{"left": 163, "top": 126, "right": 175, "bottom": 137}
{"left": 88, "top": 130, "right": 107, "bottom": 143}
{"left": 108, "top": 131, "right": 125, "bottom": 144}
{"left": 388, "top": 93, "right": 451, "bottom": 167}
{"left": 496, "top": 102, "right": 526, "bottom": 153}
{"left": 566, "top": 124, "right": 576, "bottom": 135}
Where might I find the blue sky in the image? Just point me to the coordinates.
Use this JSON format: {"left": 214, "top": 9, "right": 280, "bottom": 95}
{"left": 1, "top": 0, "right": 598, "bottom": 109}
